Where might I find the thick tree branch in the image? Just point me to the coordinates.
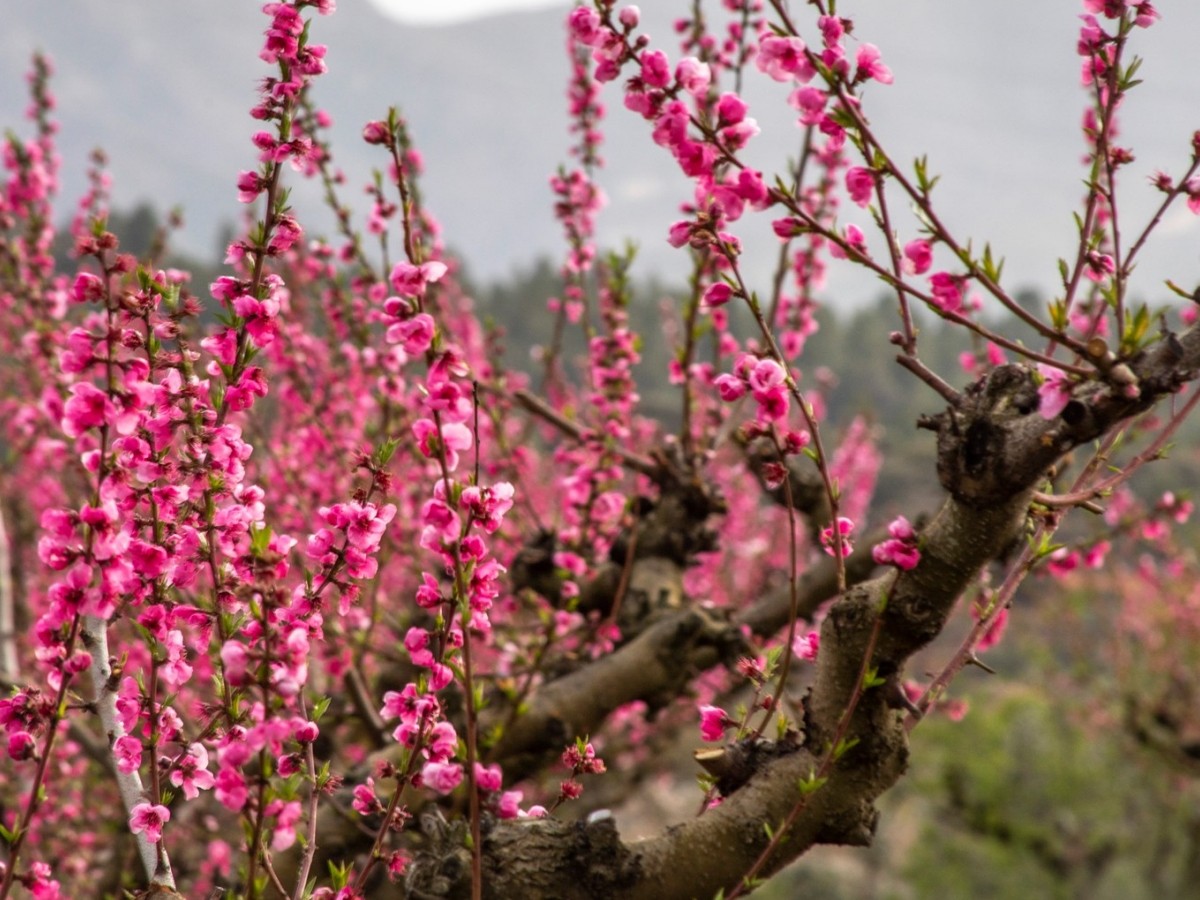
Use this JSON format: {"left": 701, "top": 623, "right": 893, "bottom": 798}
{"left": 409, "top": 326, "right": 1200, "bottom": 899}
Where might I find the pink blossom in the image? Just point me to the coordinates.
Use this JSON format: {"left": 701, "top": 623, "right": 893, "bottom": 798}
{"left": 975, "top": 606, "right": 1009, "bottom": 653}
{"left": 129, "top": 802, "right": 171, "bottom": 843}
{"left": 170, "top": 743, "right": 216, "bottom": 800}
{"left": 61, "top": 381, "right": 113, "bottom": 437}
{"left": 389, "top": 260, "right": 448, "bottom": 298}
{"left": 703, "top": 282, "right": 734, "bottom": 307}
{"left": 7, "top": 730, "right": 36, "bottom": 760}
{"left": 236, "top": 170, "right": 265, "bottom": 203}
{"left": 820, "top": 517, "right": 855, "bottom": 558}
{"left": 713, "top": 373, "right": 746, "bottom": 401}
{"left": 386, "top": 312, "right": 436, "bottom": 354}
{"left": 667, "top": 219, "right": 693, "bottom": 247}
{"left": 716, "top": 91, "right": 747, "bottom": 125}
{"left": 698, "top": 705, "right": 729, "bottom": 742}
{"left": 903, "top": 238, "right": 933, "bottom": 274}
{"left": 1036, "top": 364, "right": 1072, "bottom": 419}
{"left": 791, "top": 630, "right": 820, "bottom": 662}
{"left": 421, "top": 760, "right": 464, "bottom": 795}
{"left": 639, "top": 49, "right": 671, "bottom": 88}
{"left": 567, "top": 6, "right": 603, "bottom": 45}
{"left": 873, "top": 515, "right": 921, "bottom": 570}
{"left": 873, "top": 538, "right": 921, "bottom": 570}
{"left": 426, "top": 720, "right": 458, "bottom": 762}
{"left": 562, "top": 740, "right": 605, "bottom": 774}
{"left": 829, "top": 223, "right": 867, "bottom": 259}
{"left": 855, "top": 44, "right": 893, "bottom": 84}
{"left": 497, "top": 790, "right": 523, "bottom": 819}
{"left": 674, "top": 57, "right": 711, "bottom": 96}
{"left": 1083, "top": 250, "right": 1116, "bottom": 282}
{"left": 928, "top": 271, "right": 966, "bottom": 313}
{"left": 362, "top": 120, "right": 390, "bottom": 144}
{"left": 113, "top": 734, "right": 143, "bottom": 774}
{"left": 412, "top": 417, "right": 473, "bottom": 471}
{"left": 215, "top": 768, "right": 249, "bottom": 813}
{"left": 70, "top": 272, "right": 105, "bottom": 303}
{"left": 475, "top": 762, "right": 503, "bottom": 792}
{"left": 353, "top": 777, "right": 384, "bottom": 815}
{"left": 845, "top": 166, "right": 875, "bottom": 207}
{"left": 756, "top": 35, "right": 814, "bottom": 82}
{"left": 788, "top": 85, "right": 826, "bottom": 125}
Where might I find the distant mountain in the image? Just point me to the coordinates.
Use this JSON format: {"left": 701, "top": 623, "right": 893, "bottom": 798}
{"left": 3, "top": 1, "right": 1199, "bottom": 304}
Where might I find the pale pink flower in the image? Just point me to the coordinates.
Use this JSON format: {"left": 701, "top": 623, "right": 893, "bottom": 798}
{"left": 820, "top": 517, "right": 855, "bottom": 557}
{"left": 756, "top": 35, "right": 814, "bottom": 82}
{"left": 674, "top": 57, "right": 711, "bottom": 96}
{"left": 1036, "top": 364, "right": 1072, "bottom": 419}
{"left": 170, "top": 742, "right": 216, "bottom": 800}
{"left": 389, "top": 260, "right": 448, "bottom": 297}
{"left": 421, "top": 760, "right": 464, "bottom": 795}
{"left": 113, "top": 734, "right": 143, "bottom": 774}
{"left": 791, "top": 630, "right": 820, "bottom": 662}
{"left": 855, "top": 44, "right": 893, "bottom": 84}
{"left": 497, "top": 790, "right": 523, "bottom": 819}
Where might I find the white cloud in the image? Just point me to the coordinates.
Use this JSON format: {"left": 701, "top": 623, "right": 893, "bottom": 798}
{"left": 367, "top": 0, "right": 570, "bottom": 26}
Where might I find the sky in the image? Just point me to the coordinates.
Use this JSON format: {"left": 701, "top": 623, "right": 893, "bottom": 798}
{"left": 368, "top": 0, "right": 569, "bottom": 25}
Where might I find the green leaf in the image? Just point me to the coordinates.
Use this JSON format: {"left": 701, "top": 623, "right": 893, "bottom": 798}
{"left": 832, "top": 736, "right": 861, "bottom": 760}
{"left": 376, "top": 437, "right": 401, "bottom": 466}
{"left": 798, "top": 769, "right": 828, "bottom": 794}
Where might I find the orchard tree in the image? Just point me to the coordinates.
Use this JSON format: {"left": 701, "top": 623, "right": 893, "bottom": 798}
{"left": 1, "top": 1, "right": 1197, "bottom": 898}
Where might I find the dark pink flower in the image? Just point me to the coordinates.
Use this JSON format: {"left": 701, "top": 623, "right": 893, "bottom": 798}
{"left": 362, "top": 120, "right": 390, "bottom": 145}
{"left": 703, "top": 282, "right": 734, "bottom": 307}
{"left": 698, "top": 705, "right": 729, "bottom": 742}
{"left": 715, "top": 91, "right": 747, "bottom": 125}
{"left": 1083, "top": 250, "right": 1116, "bottom": 282}
{"left": 845, "top": 166, "right": 875, "bottom": 207}
{"left": 129, "top": 802, "right": 170, "bottom": 843}
{"left": 567, "top": 6, "right": 603, "bottom": 46}
{"left": 903, "top": 238, "right": 933, "bottom": 274}
{"left": 70, "top": 272, "right": 105, "bottom": 304}
{"left": 929, "top": 271, "right": 966, "bottom": 312}
{"left": 7, "top": 730, "right": 36, "bottom": 761}
{"left": 667, "top": 219, "right": 693, "bottom": 247}
{"left": 640, "top": 49, "right": 671, "bottom": 88}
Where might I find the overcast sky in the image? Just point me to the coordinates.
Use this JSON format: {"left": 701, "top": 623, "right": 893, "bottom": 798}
{"left": 368, "top": 0, "right": 570, "bottom": 25}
